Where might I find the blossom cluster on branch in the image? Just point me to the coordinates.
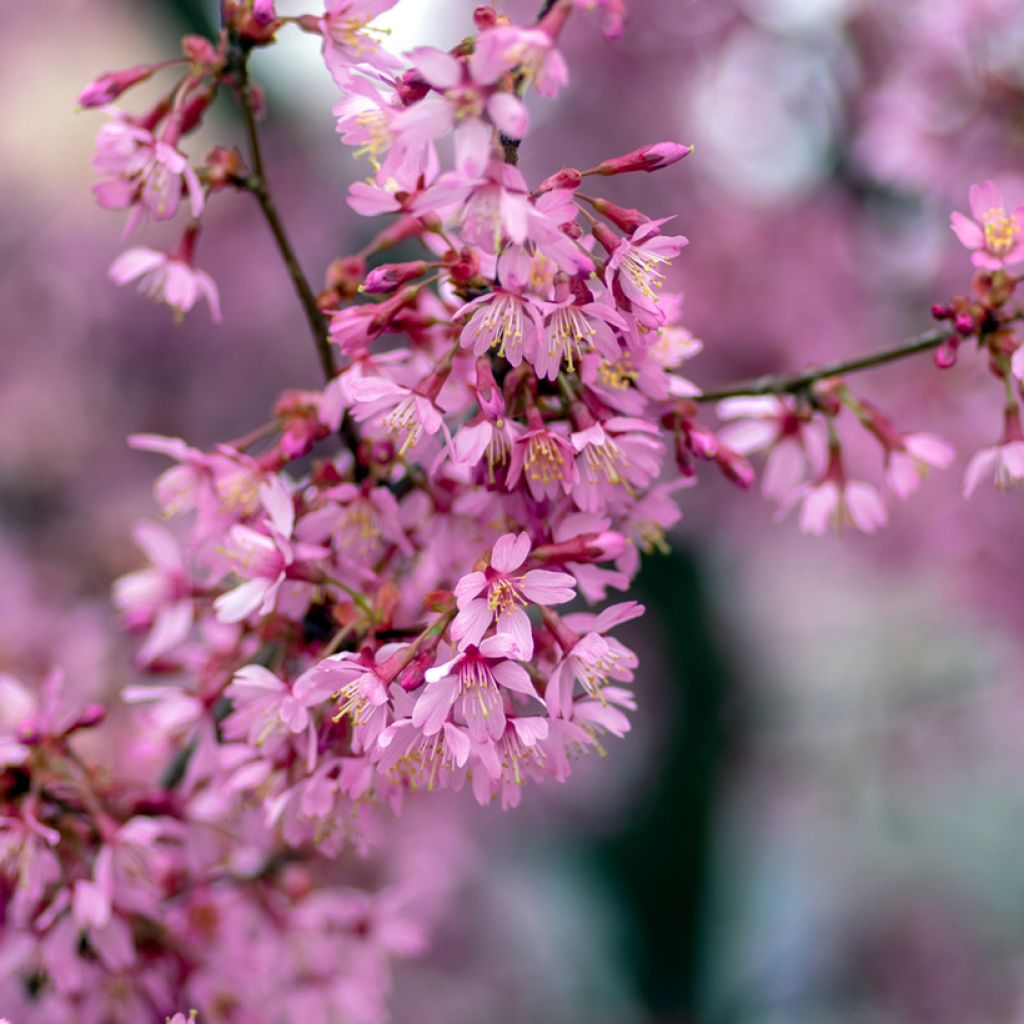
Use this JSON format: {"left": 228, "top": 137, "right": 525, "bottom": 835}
{"left": 2, "top": 0, "right": 1023, "bottom": 1019}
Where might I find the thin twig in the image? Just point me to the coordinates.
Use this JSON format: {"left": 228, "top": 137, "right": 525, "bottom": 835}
{"left": 232, "top": 44, "right": 336, "bottom": 381}
{"left": 693, "top": 326, "right": 951, "bottom": 403}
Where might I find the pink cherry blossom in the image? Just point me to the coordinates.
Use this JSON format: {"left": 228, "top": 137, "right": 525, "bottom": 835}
{"left": 109, "top": 246, "right": 220, "bottom": 322}
{"left": 950, "top": 180, "right": 1024, "bottom": 270}
{"left": 452, "top": 532, "right": 576, "bottom": 659}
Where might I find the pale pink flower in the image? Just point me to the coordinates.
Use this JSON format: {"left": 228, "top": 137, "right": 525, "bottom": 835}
{"left": 224, "top": 665, "right": 312, "bottom": 745}
{"left": 214, "top": 480, "right": 304, "bottom": 623}
{"left": 716, "top": 395, "right": 828, "bottom": 506}
{"left": 606, "top": 219, "right": 688, "bottom": 327}
{"left": 113, "top": 520, "right": 192, "bottom": 664}
{"left": 950, "top": 180, "right": 1024, "bottom": 270}
{"left": 393, "top": 46, "right": 529, "bottom": 149}
{"left": 458, "top": 289, "right": 544, "bottom": 367}
{"left": 469, "top": 715, "right": 549, "bottom": 809}
{"left": 884, "top": 432, "right": 955, "bottom": 499}
{"left": 347, "top": 375, "right": 449, "bottom": 457}
{"left": 570, "top": 416, "right": 664, "bottom": 513}
{"left": 92, "top": 113, "right": 203, "bottom": 227}
{"left": 453, "top": 532, "right": 576, "bottom": 659}
{"left": 506, "top": 412, "right": 578, "bottom": 500}
{"left": 474, "top": 25, "right": 569, "bottom": 99}
{"left": 109, "top": 246, "right": 220, "bottom": 322}
{"left": 963, "top": 440, "right": 1024, "bottom": 496}
{"left": 320, "top": 0, "right": 403, "bottom": 88}
{"left": 546, "top": 601, "right": 642, "bottom": 717}
{"left": 414, "top": 635, "right": 536, "bottom": 742}
{"left": 535, "top": 297, "right": 624, "bottom": 380}
{"left": 797, "top": 478, "right": 888, "bottom": 536}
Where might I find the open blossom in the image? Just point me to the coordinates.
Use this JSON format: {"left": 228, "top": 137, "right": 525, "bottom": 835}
{"left": 109, "top": 245, "right": 220, "bottom": 322}
{"left": 950, "top": 180, "right": 1024, "bottom": 270}
{"left": 113, "top": 520, "right": 192, "bottom": 664}
{"left": 320, "top": 0, "right": 403, "bottom": 87}
{"left": 884, "top": 432, "right": 955, "bottom": 499}
{"left": 92, "top": 113, "right": 203, "bottom": 227}
{"left": 797, "top": 476, "right": 888, "bottom": 536}
{"left": 459, "top": 289, "right": 544, "bottom": 366}
{"left": 507, "top": 409, "right": 578, "bottom": 500}
{"left": 716, "top": 396, "right": 828, "bottom": 506}
{"left": 213, "top": 479, "right": 312, "bottom": 623}
{"left": 963, "top": 439, "right": 1024, "bottom": 496}
{"left": 605, "top": 219, "right": 688, "bottom": 326}
{"left": 414, "top": 635, "right": 536, "bottom": 742}
{"left": 393, "top": 46, "right": 529, "bottom": 149}
{"left": 545, "top": 602, "right": 642, "bottom": 718}
{"left": 453, "top": 532, "right": 576, "bottom": 659}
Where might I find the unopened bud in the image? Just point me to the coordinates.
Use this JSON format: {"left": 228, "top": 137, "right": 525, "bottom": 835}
{"left": 931, "top": 303, "right": 953, "bottom": 320}
{"left": 253, "top": 0, "right": 277, "bottom": 25}
{"left": 538, "top": 167, "right": 583, "bottom": 193}
{"left": 585, "top": 196, "right": 649, "bottom": 234}
{"left": 363, "top": 260, "right": 428, "bottom": 294}
{"left": 935, "top": 335, "right": 960, "bottom": 369}
{"left": 585, "top": 142, "right": 693, "bottom": 177}
{"left": 954, "top": 312, "right": 976, "bottom": 336}
{"left": 78, "top": 65, "right": 154, "bottom": 108}
{"left": 182, "top": 35, "right": 219, "bottom": 66}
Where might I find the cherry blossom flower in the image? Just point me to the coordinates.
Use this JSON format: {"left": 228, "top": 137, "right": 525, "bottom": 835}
{"left": 950, "top": 180, "right": 1024, "bottom": 270}
{"left": 458, "top": 289, "right": 544, "bottom": 367}
{"left": 113, "top": 520, "right": 192, "bottom": 664}
{"left": 884, "top": 432, "right": 955, "bottom": 499}
{"left": 452, "top": 532, "right": 576, "bottom": 659}
{"left": 414, "top": 635, "right": 536, "bottom": 741}
{"left": 109, "top": 245, "right": 220, "bottom": 322}
{"left": 605, "top": 219, "right": 688, "bottom": 326}
{"left": 797, "top": 476, "right": 888, "bottom": 536}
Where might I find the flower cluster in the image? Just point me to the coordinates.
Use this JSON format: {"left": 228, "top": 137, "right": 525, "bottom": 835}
{"left": 12, "top": 0, "right": 1016, "bottom": 1019}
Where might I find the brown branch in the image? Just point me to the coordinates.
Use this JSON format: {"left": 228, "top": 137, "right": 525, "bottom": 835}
{"left": 232, "top": 46, "right": 336, "bottom": 381}
{"left": 693, "top": 326, "right": 951, "bottom": 404}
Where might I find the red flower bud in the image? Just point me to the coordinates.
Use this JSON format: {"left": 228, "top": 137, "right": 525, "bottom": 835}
{"left": 585, "top": 142, "right": 693, "bottom": 177}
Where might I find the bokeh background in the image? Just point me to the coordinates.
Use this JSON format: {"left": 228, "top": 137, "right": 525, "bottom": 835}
{"left": 4, "top": 0, "right": 1024, "bottom": 1020}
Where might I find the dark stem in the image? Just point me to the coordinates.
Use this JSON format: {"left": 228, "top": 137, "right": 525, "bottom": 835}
{"left": 694, "top": 326, "right": 951, "bottom": 403}
{"left": 233, "top": 45, "right": 336, "bottom": 381}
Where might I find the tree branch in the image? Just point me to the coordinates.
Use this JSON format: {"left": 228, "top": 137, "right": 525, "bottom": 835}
{"left": 232, "top": 45, "right": 336, "bottom": 381}
{"left": 693, "top": 326, "right": 951, "bottom": 404}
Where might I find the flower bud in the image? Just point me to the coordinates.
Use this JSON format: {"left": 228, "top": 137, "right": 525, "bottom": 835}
{"left": 182, "top": 35, "right": 219, "bottom": 67}
{"left": 954, "top": 312, "right": 976, "bottom": 336}
{"left": 935, "top": 335, "right": 960, "bottom": 368}
{"left": 538, "top": 167, "right": 582, "bottom": 193}
{"left": 585, "top": 197, "right": 649, "bottom": 234}
{"left": 253, "top": 0, "right": 277, "bottom": 25}
{"left": 363, "top": 260, "right": 428, "bottom": 294}
{"left": 931, "top": 303, "right": 953, "bottom": 320}
{"left": 78, "top": 65, "right": 154, "bottom": 108}
{"left": 585, "top": 142, "right": 693, "bottom": 177}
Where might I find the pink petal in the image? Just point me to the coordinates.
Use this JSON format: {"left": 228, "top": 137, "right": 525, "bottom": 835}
{"left": 491, "top": 531, "right": 531, "bottom": 573}
{"left": 519, "top": 568, "right": 576, "bottom": 605}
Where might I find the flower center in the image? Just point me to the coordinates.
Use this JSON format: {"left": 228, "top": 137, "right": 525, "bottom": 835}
{"left": 983, "top": 207, "right": 1020, "bottom": 255}
{"left": 487, "top": 577, "right": 526, "bottom": 615}
{"left": 597, "top": 353, "right": 638, "bottom": 391}
{"left": 481, "top": 295, "right": 525, "bottom": 359}
{"left": 525, "top": 433, "right": 566, "bottom": 484}
{"left": 548, "top": 307, "right": 597, "bottom": 372}
{"left": 621, "top": 245, "right": 670, "bottom": 301}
